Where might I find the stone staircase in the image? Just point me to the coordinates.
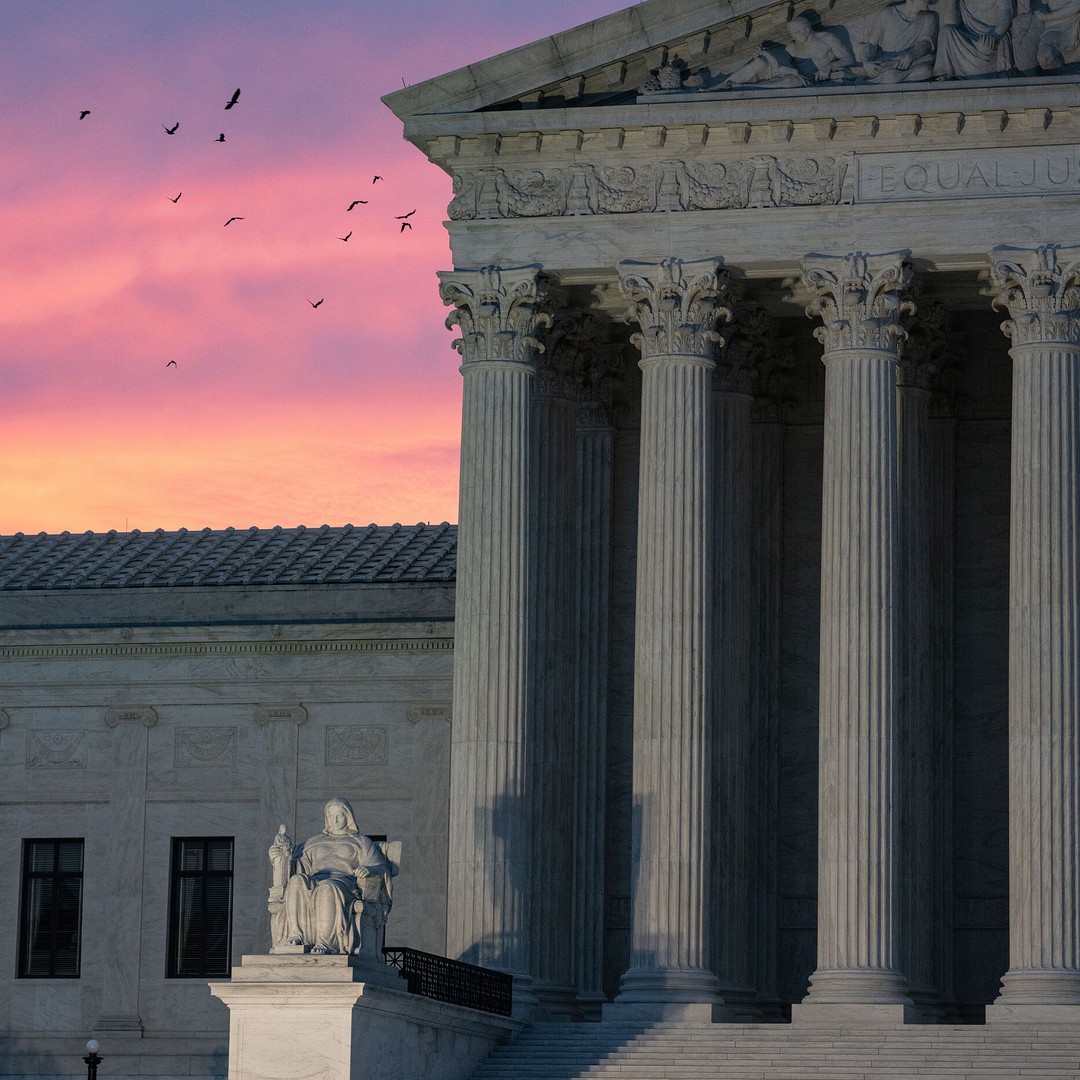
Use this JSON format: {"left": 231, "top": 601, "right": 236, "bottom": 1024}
{"left": 472, "top": 1020, "right": 1080, "bottom": 1080}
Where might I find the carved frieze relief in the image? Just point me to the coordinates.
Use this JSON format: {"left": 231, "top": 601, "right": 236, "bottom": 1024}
{"left": 27, "top": 730, "right": 87, "bottom": 769}
{"left": 325, "top": 725, "right": 388, "bottom": 765}
{"left": 175, "top": 726, "right": 238, "bottom": 767}
{"left": 449, "top": 156, "right": 853, "bottom": 220}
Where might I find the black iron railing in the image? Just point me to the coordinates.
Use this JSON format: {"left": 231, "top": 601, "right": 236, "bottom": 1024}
{"left": 383, "top": 946, "right": 513, "bottom": 1017}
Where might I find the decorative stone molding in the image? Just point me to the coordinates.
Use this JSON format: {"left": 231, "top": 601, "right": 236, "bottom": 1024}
{"left": 803, "top": 250, "right": 915, "bottom": 355}
{"left": 620, "top": 257, "right": 731, "bottom": 360}
{"left": 448, "top": 156, "right": 852, "bottom": 220}
{"left": 175, "top": 727, "right": 237, "bottom": 767}
{"left": 27, "top": 730, "right": 86, "bottom": 769}
{"left": 406, "top": 702, "right": 452, "bottom": 724}
{"left": 537, "top": 310, "right": 602, "bottom": 401}
{"left": 105, "top": 705, "right": 158, "bottom": 728}
{"left": 990, "top": 244, "right": 1080, "bottom": 347}
{"left": 438, "top": 265, "right": 555, "bottom": 366}
{"left": 325, "top": 726, "right": 388, "bottom": 765}
{"left": 715, "top": 302, "right": 773, "bottom": 395}
{"left": 253, "top": 704, "right": 308, "bottom": 726}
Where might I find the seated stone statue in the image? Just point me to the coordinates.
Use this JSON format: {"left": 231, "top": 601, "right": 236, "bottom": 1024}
{"left": 853, "top": 0, "right": 939, "bottom": 82}
{"left": 722, "top": 17, "right": 856, "bottom": 87}
{"left": 267, "top": 796, "right": 399, "bottom": 959}
{"left": 933, "top": 0, "right": 1016, "bottom": 77}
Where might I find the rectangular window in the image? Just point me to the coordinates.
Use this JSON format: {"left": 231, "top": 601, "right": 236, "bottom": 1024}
{"left": 19, "top": 839, "right": 84, "bottom": 978}
{"left": 167, "top": 837, "right": 233, "bottom": 977}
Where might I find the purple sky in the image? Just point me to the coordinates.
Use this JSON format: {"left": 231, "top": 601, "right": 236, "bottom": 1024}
{"left": 1, "top": 0, "right": 630, "bottom": 534}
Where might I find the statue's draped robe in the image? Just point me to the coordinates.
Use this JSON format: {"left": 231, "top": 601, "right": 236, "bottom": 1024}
{"left": 283, "top": 832, "right": 390, "bottom": 954}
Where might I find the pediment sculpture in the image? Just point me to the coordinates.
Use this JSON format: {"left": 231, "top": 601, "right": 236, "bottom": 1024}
{"left": 639, "top": 0, "right": 1080, "bottom": 95}
{"left": 267, "top": 796, "right": 401, "bottom": 961}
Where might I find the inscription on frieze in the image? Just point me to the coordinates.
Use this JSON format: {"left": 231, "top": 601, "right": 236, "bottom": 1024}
{"left": 857, "top": 148, "right": 1080, "bottom": 202}
{"left": 406, "top": 702, "right": 452, "bottom": 724}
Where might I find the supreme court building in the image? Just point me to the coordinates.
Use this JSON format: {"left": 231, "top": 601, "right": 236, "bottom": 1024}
{"left": 4, "top": 0, "right": 1080, "bottom": 1076}
{"left": 383, "top": 0, "right": 1080, "bottom": 1033}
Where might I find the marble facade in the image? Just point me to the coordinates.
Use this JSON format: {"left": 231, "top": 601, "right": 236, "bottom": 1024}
{"left": 385, "top": 0, "right": 1080, "bottom": 1031}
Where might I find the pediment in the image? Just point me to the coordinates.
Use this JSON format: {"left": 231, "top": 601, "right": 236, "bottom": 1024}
{"left": 385, "top": 0, "right": 1080, "bottom": 130}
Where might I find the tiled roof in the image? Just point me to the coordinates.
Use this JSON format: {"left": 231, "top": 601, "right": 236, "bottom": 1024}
{"left": 0, "top": 524, "right": 457, "bottom": 590}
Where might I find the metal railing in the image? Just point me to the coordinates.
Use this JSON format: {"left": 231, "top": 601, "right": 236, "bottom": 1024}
{"left": 383, "top": 946, "right": 513, "bottom": 1017}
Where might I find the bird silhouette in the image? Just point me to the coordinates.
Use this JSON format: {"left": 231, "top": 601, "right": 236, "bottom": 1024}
{"left": 169, "top": 192, "right": 182, "bottom": 203}
{"left": 79, "top": 110, "right": 91, "bottom": 120}
{"left": 166, "top": 360, "right": 177, "bottom": 367}
{"left": 372, "top": 175, "right": 382, "bottom": 184}
{"left": 225, "top": 88, "right": 241, "bottom": 109}
{"left": 338, "top": 232, "right": 352, "bottom": 242}
{"left": 216, "top": 133, "right": 226, "bottom": 142}
{"left": 309, "top": 299, "right": 324, "bottom": 308}
{"left": 163, "top": 122, "right": 179, "bottom": 134}
{"left": 395, "top": 210, "right": 416, "bottom": 219}
{"left": 400, "top": 221, "right": 412, "bottom": 232}
{"left": 224, "top": 216, "right": 245, "bottom": 226}
{"left": 346, "top": 200, "right": 368, "bottom": 210}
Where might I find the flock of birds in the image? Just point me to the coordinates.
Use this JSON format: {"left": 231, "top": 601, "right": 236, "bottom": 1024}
{"left": 77, "top": 86, "right": 420, "bottom": 367}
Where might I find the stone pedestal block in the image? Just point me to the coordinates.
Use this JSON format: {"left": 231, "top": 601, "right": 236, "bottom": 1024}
{"left": 209, "top": 956, "right": 520, "bottom": 1080}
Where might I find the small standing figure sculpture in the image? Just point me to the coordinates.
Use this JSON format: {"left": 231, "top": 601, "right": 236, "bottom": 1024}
{"left": 268, "top": 797, "right": 397, "bottom": 959}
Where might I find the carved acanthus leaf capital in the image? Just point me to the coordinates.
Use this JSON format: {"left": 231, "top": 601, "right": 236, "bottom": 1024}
{"left": 990, "top": 244, "right": 1080, "bottom": 348}
{"left": 438, "top": 265, "right": 555, "bottom": 367}
{"left": 578, "top": 344, "right": 625, "bottom": 430}
{"left": 803, "top": 250, "right": 915, "bottom": 355}
{"left": 899, "top": 296, "right": 951, "bottom": 389}
{"left": 620, "top": 257, "right": 731, "bottom": 361}
{"left": 537, "top": 310, "right": 603, "bottom": 400}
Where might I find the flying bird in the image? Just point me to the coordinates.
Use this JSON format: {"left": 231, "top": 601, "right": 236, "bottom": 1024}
{"left": 163, "top": 121, "right": 179, "bottom": 134}
{"left": 79, "top": 110, "right": 91, "bottom": 120}
{"left": 309, "top": 299, "right": 324, "bottom": 308}
{"left": 372, "top": 175, "right": 382, "bottom": 184}
{"left": 346, "top": 200, "right": 368, "bottom": 210}
{"left": 338, "top": 231, "right": 352, "bottom": 242}
{"left": 169, "top": 192, "right": 182, "bottom": 203}
{"left": 216, "top": 133, "right": 226, "bottom": 142}
{"left": 224, "top": 216, "right": 245, "bottom": 226}
{"left": 395, "top": 210, "right": 416, "bottom": 219}
{"left": 400, "top": 221, "right": 412, "bottom": 232}
{"left": 225, "top": 88, "right": 241, "bottom": 109}
{"left": 166, "top": 360, "right": 177, "bottom": 367}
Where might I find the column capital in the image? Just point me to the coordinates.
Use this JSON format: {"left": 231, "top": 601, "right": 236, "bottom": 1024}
{"left": 619, "top": 257, "right": 731, "bottom": 361}
{"left": 803, "top": 250, "right": 914, "bottom": 355}
{"left": 579, "top": 345, "right": 624, "bottom": 431}
{"left": 990, "top": 244, "right": 1080, "bottom": 348}
{"left": 438, "top": 264, "right": 556, "bottom": 367}
{"left": 538, "top": 310, "right": 604, "bottom": 401}
{"left": 899, "top": 295, "right": 949, "bottom": 390}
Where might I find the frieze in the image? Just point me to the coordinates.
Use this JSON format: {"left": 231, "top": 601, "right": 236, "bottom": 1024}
{"left": 27, "top": 730, "right": 86, "bottom": 769}
{"left": 175, "top": 726, "right": 237, "bottom": 767}
{"left": 325, "top": 725, "right": 388, "bottom": 765}
{"left": 448, "top": 156, "right": 852, "bottom": 220}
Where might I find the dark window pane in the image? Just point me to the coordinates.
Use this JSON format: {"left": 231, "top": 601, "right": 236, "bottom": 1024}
{"left": 20, "top": 839, "right": 83, "bottom": 978}
{"left": 168, "top": 838, "right": 233, "bottom": 977}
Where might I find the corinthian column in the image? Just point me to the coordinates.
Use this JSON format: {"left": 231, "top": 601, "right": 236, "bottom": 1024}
{"left": 986, "top": 244, "right": 1080, "bottom": 1021}
{"left": 437, "top": 265, "right": 552, "bottom": 1012}
{"left": 796, "top": 251, "right": 915, "bottom": 1019}
{"left": 613, "top": 258, "right": 728, "bottom": 1017}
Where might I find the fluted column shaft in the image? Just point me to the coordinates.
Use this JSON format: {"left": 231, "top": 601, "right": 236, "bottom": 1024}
{"left": 897, "top": 371, "right": 936, "bottom": 1014}
{"left": 616, "top": 258, "right": 727, "bottom": 1008}
{"left": 801, "top": 251, "right": 913, "bottom": 1009}
{"left": 712, "top": 375, "right": 756, "bottom": 1014}
{"left": 573, "top": 372, "right": 617, "bottom": 1011}
{"left": 438, "top": 267, "right": 551, "bottom": 1003}
{"left": 989, "top": 245, "right": 1080, "bottom": 1013}
{"left": 529, "top": 316, "right": 587, "bottom": 1013}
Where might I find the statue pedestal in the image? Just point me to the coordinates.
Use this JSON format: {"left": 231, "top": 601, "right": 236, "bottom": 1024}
{"left": 209, "top": 955, "right": 522, "bottom": 1080}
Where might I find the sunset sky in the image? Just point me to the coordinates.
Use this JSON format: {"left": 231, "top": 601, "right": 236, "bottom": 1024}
{"left": 1, "top": 1, "right": 629, "bottom": 535}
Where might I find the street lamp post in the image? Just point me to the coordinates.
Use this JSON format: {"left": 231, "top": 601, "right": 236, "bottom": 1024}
{"left": 84, "top": 1039, "right": 102, "bottom": 1080}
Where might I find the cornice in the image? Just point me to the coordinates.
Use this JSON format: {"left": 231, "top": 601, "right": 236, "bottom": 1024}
{"left": 0, "top": 638, "right": 454, "bottom": 663}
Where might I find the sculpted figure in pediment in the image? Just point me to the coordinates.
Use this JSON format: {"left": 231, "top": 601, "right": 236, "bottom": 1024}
{"left": 722, "top": 16, "right": 857, "bottom": 87}
{"left": 933, "top": 0, "right": 1016, "bottom": 75}
{"left": 1034, "top": 0, "right": 1080, "bottom": 69}
{"left": 851, "top": 0, "right": 939, "bottom": 81}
